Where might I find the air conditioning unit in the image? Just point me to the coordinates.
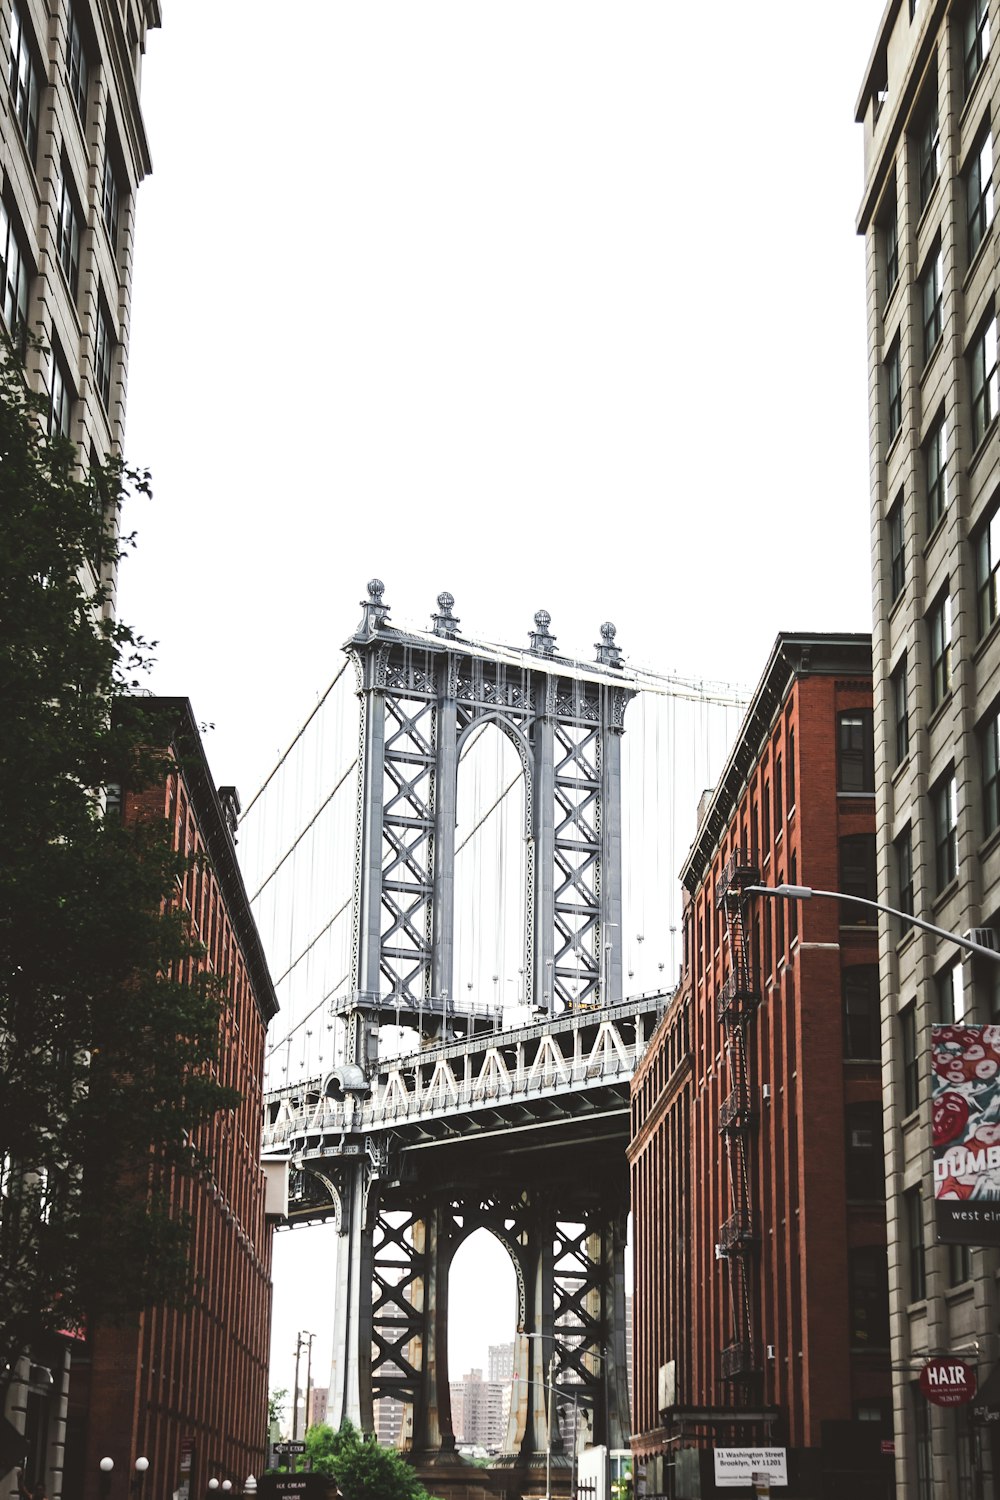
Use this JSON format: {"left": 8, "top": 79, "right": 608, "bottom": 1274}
{"left": 966, "top": 928, "right": 999, "bottom": 952}
{"left": 762, "top": 1083, "right": 771, "bottom": 1102}
{"left": 766, "top": 1344, "right": 776, "bottom": 1360}
{"left": 715, "top": 1244, "right": 725, "bottom": 1261}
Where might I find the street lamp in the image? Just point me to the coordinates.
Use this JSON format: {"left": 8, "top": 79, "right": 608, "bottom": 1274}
{"left": 98, "top": 1459, "right": 113, "bottom": 1500}
{"left": 131, "top": 1459, "right": 148, "bottom": 1498}
{"left": 746, "top": 884, "right": 1000, "bottom": 962}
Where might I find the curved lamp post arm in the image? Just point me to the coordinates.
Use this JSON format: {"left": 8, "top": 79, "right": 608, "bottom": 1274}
{"left": 745, "top": 884, "right": 1000, "bottom": 963}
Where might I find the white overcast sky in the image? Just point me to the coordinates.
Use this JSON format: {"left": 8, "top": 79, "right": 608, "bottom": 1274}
{"left": 117, "top": 1, "right": 883, "bottom": 1406}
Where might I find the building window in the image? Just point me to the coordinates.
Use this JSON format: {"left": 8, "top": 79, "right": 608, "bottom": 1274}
{"left": 94, "top": 294, "right": 115, "bottom": 411}
{"left": 928, "top": 588, "right": 953, "bottom": 708}
{"left": 102, "top": 139, "right": 122, "bottom": 251}
{"left": 976, "top": 502, "right": 1000, "bottom": 638}
{"left": 840, "top": 833, "right": 878, "bottom": 923}
{"left": 844, "top": 965, "right": 881, "bottom": 1058}
{"left": 8, "top": 2, "right": 42, "bottom": 164}
{"left": 846, "top": 1113, "right": 886, "bottom": 1202}
{"left": 921, "top": 243, "right": 943, "bottom": 362}
{"left": 905, "top": 1187, "right": 926, "bottom": 1302}
{"left": 971, "top": 312, "right": 999, "bottom": 448}
{"left": 789, "top": 851, "right": 799, "bottom": 941}
{"left": 925, "top": 411, "right": 948, "bottom": 530}
{"left": 66, "top": 4, "right": 89, "bottom": 126}
{"left": 838, "top": 709, "right": 875, "bottom": 792}
{"left": 848, "top": 1245, "right": 889, "bottom": 1347}
{"left": 897, "top": 825, "right": 915, "bottom": 930}
{"left": 48, "top": 341, "right": 72, "bottom": 440}
{"left": 0, "top": 197, "right": 30, "bottom": 351}
{"left": 762, "top": 783, "right": 770, "bottom": 852}
{"left": 893, "top": 655, "right": 910, "bottom": 765}
{"left": 56, "top": 160, "right": 83, "bottom": 298}
{"left": 889, "top": 494, "right": 906, "bottom": 600}
{"left": 982, "top": 702, "right": 1000, "bottom": 835}
{"left": 949, "top": 1241, "right": 973, "bottom": 1286}
{"left": 932, "top": 768, "right": 959, "bottom": 891}
{"left": 963, "top": 0, "right": 991, "bottom": 96}
{"left": 886, "top": 337, "right": 902, "bottom": 440}
{"left": 882, "top": 193, "right": 899, "bottom": 303}
{"left": 902, "top": 1001, "right": 919, "bottom": 1113}
{"left": 774, "top": 754, "right": 783, "bottom": 828}
{"left": 938, "top": 959, "right": 966, "bottom": 1022}
{"left": 967, "top": 128, "right": 994, "bottom": 260}
{"left": 916, "top": 95, "right": 941, "bottom": 212}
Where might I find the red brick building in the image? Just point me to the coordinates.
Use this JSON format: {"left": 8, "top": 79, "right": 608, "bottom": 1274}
{"left": 68, "top": 699, "right": 281, "bottom": 1500}
{"left": 629, "top": 634, "right": 893, "bottom": 1498}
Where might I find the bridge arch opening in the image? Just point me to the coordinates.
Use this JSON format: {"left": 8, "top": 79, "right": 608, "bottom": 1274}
{"left": 447, "top": 1226, "right": 519, "bottom": 1450}
{"left": 454, "top": 720, "right": 529, "bottom": 1024}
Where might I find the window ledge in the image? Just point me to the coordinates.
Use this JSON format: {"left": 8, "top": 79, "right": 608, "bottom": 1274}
{"left": 888, "top": 587, "right": 906, "bottom": 625}
{"left": 838, "top": 790, "right": 877, "bottom": 800}
{"left": 963, "top": 220, "right": 993, "bottom": 292}
{"left": 919, "top": 333, "right": 943, "bottom": 383}
{"left": 959, "top": 63, "right": 989, "bottom": 132}
{"left": 896, "top": 922, "right": 917, "bottom": 956}
{"left": 886, "top": 423, "right": 904, "bottom": 459}
{"left": 891, "top": 754, "right": 911, "bottom": 787}
{"left": 933, "top": 877, "right": 961, "bottom": 914}
{"left": 977, "top": 822, "right": 1000, "bottom": 861}
{"left": 927, "top": 691, "right": 953, "bottom": 731}
{"left": 916, "top": 176, "right": 941, "bottom": 238}
{"left": 945, "top": 1280, "right": 974, "bottom": 1305}
{"left": 923, "top": 509, "right": 947, "bottom": 556}
{"left": 969, "top": 415, "right": 998, "bottom": 476}
{"left": 973, "top": 614, "right": 1000, "bottom": 663}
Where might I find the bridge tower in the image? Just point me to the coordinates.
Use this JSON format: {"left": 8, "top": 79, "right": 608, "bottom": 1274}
{"left": 280, "top": 582, "right": 641, "bottom": 1494}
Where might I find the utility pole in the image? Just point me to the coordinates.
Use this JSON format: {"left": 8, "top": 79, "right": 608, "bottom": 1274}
{"left": 292, "top": 1334, "right": 303, "bottom": 1441}
{"left": 303, "top": 1331, "right": 316, "bottom": 1433}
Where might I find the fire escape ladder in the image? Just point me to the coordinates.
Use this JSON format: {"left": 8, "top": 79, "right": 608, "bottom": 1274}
{"left": 715, "top": 848, "right": 761, "bottom": 1385}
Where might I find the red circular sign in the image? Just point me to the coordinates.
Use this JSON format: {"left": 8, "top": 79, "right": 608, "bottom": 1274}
{"left": 920, "top": 1358, "right": 977, "bottom": 1406}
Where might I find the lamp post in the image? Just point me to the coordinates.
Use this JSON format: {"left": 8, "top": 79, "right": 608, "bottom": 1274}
{"left": 746, "top": 884, "right": 1000, "bottom": 962}
{"left": 130, "top": 1459, "right": 148, "bottom": 1498}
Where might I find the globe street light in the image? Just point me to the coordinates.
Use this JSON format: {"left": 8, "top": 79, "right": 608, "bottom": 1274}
{"left": 746, "top": 884, "right": 1000, "bottom": 962}
{"left": 131, "top": 1459, "right": 149, "bottom": 1498}
{"left": 98, "top": 1458, "right": 113, "bottom": 1500}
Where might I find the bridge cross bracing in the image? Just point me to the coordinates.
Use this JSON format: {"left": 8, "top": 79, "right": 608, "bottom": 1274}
{"left": 243, "top": 582, "right": 745, "bottom": 1497}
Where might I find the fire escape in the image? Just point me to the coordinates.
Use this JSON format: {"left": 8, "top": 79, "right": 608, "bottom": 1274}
{"left": 715, "top": 846, "right": 761, "bottom": 1388}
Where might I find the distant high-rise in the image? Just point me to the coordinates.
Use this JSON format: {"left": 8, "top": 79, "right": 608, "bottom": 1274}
{"left": 857, "top": 2, "right": 1000, "bottom": 1494}
{"left": 1, "top": 0, "right": 159, "bottom": 607}
{"left": 488, "top": 1343, "right": 514, "bottom": 1383}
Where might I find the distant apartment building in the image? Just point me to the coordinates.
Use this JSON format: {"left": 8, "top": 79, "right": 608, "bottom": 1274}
{"left": 450, "top": 1369, "right": 507, "bottom": 1452}
{"left": 856, "top": 1, "right": 1000, "bottom": 1494}
{"left": 488, "top": 1344, "right": 514, "bottom": 1383}
{"left": 630, "top": 634, "right": 893, "bottom": 1497}
{"left": 374, "top": 1395, "right": 405, "bottom": 1449}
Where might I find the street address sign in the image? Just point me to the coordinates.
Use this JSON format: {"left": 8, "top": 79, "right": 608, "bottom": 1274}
{"left": 920, "top": 1358, "right": 977, "bottom": 1406}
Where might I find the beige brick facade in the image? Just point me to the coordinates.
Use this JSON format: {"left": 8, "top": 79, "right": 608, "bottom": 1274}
{"left": 858, "top": 1, "right": 1000, "bottom": 1495}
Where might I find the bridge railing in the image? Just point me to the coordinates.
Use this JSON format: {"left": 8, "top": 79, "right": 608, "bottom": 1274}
{"left": 261, "top": 1045, "right": 639, "bottom": 1152}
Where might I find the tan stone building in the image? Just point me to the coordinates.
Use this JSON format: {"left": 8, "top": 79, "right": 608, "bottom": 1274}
{"left": 857, "top": 1, "right": 1000, "bottom": 1495}
{"left": 1, "top": 0, "right": 159, "bottom": 607}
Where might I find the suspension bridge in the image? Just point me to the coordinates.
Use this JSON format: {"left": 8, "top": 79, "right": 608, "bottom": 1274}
{"left": 241, "top": 581, "right": 746, "bottom": 1498}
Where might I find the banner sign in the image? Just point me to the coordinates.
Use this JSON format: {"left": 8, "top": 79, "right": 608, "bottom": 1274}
{"left": 713, "top": 1449, "right": 787, "bottom": 1488}
{"left": 932, "top": 1025, "right": 1000, "bottom": 1244}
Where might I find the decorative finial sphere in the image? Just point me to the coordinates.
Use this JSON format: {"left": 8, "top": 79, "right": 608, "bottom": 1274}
{"left": 99, "top": 1460, "right": 114, "bottom": 1474}
{"left": 438, "top": 591, "right": 455, "bottom": 610}
{"left": 600, "top": 622, "right": 616, "bottom": 642}
{"left": 535, "top": 610, "right": 551, "bottom": 629}
{"left": 367, "top": 578, "right": 385, "bottom": 600}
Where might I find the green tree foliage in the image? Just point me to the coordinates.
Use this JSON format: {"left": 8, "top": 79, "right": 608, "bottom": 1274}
{"left": 0, "top": 340, "right": 239, "bottom": 1385}
{"left": 303, "top": 1422, "right": 431, "bottom": 1500}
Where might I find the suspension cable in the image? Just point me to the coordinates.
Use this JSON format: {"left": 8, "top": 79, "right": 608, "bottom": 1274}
{"left": 240, "top": 659, "right": 351, "bottom": 822}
